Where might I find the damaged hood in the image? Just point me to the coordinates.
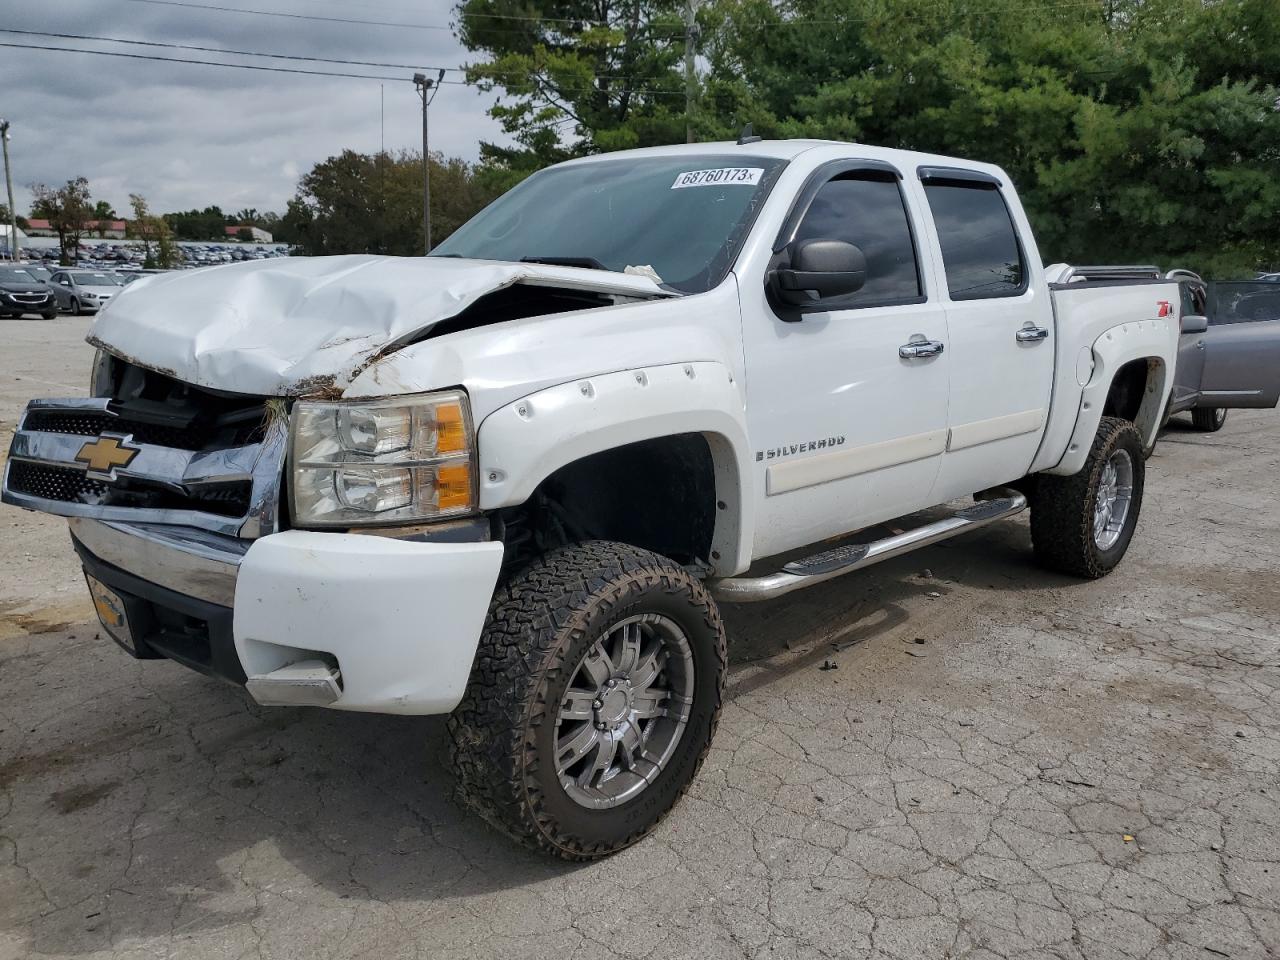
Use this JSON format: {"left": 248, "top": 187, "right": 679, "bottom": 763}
{"left": 89, "top": 255, "right": 675, "bottom": 396}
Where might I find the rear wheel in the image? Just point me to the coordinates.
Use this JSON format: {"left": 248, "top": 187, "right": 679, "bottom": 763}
{"left": 1030, "top": 416, "right": 1145, "bottom": 579}
{"left": 448, "top": 541, "right": 726, "bottom": 860}
{"left": 1191, "top": 407, "right": 1227, "bottom": 432}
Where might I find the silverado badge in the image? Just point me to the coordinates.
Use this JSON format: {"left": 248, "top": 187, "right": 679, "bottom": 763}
{"left": 75, "top": 434, "right": 141, "bottom": 478}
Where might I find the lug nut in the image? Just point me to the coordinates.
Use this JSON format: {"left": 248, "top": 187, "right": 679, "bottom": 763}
{"left": 593, "top": 699, "right": 603, "bottom": 709}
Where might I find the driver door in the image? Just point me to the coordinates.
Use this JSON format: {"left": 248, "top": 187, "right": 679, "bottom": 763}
{"left": 740, "top": 162, "right": 949, "bottom": 560}
{"left": 1198, "top": 282, "right": 1280, "bottom": 409}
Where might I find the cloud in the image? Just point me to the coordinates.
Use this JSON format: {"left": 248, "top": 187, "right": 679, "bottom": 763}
{"left": 0, "top": 0, "right": 510, "bottom": 216}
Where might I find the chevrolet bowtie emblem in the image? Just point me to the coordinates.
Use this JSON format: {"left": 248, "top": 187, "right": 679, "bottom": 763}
{"left": 75, "top": 434, "right": 141, "bottom": 476}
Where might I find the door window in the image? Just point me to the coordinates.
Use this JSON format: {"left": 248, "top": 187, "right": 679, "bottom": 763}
{"left": 924, "top": 181, "right": 1026, "bottom": 300}
{"left": 792, "top": 172, "right": 922, "bottom": 307}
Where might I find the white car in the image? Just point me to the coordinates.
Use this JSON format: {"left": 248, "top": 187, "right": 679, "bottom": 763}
{"left": 8, "top": 139, "right": 1277, "bottom": 858}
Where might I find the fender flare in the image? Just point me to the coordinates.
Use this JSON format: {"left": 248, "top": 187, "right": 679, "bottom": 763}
{"left": 1046, "top": 319, "right": 1171, "bottom": 476}
{"left": 475, "top": 361, "right": 754, "bottom": 575}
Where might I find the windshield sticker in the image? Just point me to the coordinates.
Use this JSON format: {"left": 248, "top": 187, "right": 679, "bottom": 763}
{"left": 671, "top": 167, "right": 764, "bottom": 189}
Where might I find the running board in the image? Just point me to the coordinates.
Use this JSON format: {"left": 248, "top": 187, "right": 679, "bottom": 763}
{"left": 711, "top": 490, "right": 1027, "bottom": 603}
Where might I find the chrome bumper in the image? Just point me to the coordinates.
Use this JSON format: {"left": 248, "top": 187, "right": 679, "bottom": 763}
{"left": 68, "top": 517, "right": 246, "bottom": 607}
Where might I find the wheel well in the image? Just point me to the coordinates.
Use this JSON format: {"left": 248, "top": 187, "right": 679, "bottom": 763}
{"left": 497, "top": 433, "right": 717, "bottom": 573}
{"left": 1103, "top": 359, "right": 1150, "bottom": 422}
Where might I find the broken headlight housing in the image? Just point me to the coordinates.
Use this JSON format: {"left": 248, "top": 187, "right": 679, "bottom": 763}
{"left": 289, "top": 390, "right": 477, "bottom": 527}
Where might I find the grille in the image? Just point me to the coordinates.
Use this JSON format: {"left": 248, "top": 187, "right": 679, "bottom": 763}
{"left": 7, "top": 460, "right": 108, "bottom": 503}
{"left": 6, "top": 460, "right": 252, "bottom": 518}
{"left": 23, "top": 410, "right": 215, "bottom": 450}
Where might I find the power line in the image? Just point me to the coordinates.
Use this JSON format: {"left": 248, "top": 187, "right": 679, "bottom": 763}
{"left": 0, "top": 40, "right": 691, "bottom": 93}
{"left": 113, "top": 0, "right": 453, "bottom": 31}
{"left": 0, "top": 40, "right": 409, "bottom": 81}
{"left": 0, "top": 28, "right": 451, "bottom": 71}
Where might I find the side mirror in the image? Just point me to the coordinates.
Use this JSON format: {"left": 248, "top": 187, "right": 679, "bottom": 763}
{"left": 1181, "top": 313, "right": 1208, "bottom": 334}
{"left": 770, "top": 239, "right": 867, "bottom": 307}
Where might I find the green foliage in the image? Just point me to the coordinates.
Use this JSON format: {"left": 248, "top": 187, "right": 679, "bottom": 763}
{"left": 463, "top": 0, "right": 1280, "bottom": 278}
{"left": 127, "top": 193, "right": 178, "bottom": 269}
{"left": 163, "top": 205, "right": 230, "bottom": 241}
{"left": 30, "top": 177, "right": 94, "bottom": 265}
{"left": 283, "top": 150, "right": 504, "bottom": 256}
{"left": 455, "top": 0, "right": 694, "bottom": 169}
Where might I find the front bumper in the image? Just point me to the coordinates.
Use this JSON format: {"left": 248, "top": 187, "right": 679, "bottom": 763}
{"left": 69, "top": 518, "right": 504, "bottom": 715}
{"left": 0, "top": 292, "right": 55, "bottom": 313}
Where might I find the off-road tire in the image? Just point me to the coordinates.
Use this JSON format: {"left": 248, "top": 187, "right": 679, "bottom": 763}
{"left": 1030, "top": 416, "right": 1145, "bottom": 579}
{"left": 447, "top": 541, "right": 726, "bottom": 860}
{"left": 1191, "top": 407, "right": 1227, "bottom": 432}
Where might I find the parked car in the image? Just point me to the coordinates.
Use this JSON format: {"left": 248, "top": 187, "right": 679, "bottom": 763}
{"left": 6, "top": 139, "right": 1280, "bottom": 859}
{"left": 0, "top": 267, "right": 58, "bottom": 319}
{"left": 47, "top": 269, "right": 123, "bottom": 314}
{"left": 1162, "top": 270, "right": 1280, "bottom": 433}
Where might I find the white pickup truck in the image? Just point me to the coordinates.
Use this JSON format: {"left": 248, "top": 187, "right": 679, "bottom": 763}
{"left": 5, "top": 139, "right": 1197, "bottom": 858}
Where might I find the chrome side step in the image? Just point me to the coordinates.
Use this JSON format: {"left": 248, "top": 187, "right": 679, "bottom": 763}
{"left": 712, "top": 490, "right": 1027, "bottom": 603}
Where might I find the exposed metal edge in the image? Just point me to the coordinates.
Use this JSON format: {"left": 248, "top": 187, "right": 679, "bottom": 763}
{"left": 68, "top": 517, "right": 245, "bottom": 607}
{"left": 711, "top": 490, "right": 1027, "bottom": 603}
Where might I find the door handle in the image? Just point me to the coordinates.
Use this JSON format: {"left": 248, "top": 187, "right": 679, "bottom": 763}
{"left": 1016, "top": 325, "right": 1050, "bottom": 343}
{"left": 899, "top": 339, "right": 945, "bottom": 360}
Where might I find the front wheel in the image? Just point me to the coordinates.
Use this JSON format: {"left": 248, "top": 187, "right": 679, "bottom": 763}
{"left": 448, "top": 541, "right": 726, "bottom": 860}
{"left": 70, "top": 298, "right": 82, "bottom": 316}
{"left": 1030, "top": 416, "right": 1145, "bottom": 579}
{"left": 41, "top": 311, "right": 57, "bottom": 320}
{"left": 1191, "top": 407, "right": 1227, "bottom": 432}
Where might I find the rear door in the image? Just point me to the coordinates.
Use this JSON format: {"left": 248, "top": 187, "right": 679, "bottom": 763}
{"left": 916, "top": 169, "right": 1055, "bottom": 502}
{"left": 1200, "top": 282, "right": 1280, "bottom": 409}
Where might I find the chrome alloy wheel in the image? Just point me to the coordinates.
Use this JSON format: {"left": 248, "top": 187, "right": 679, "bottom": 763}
{"left": 1093, "top": 448, "right": 1135, "bottom": 550}
{"left": 554, "top": 613, "right": 695, "bottom": 810}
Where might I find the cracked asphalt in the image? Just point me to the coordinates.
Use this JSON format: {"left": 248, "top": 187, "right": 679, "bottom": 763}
{"left": 2, "top": 317, "right": 1278, "bottom": 959}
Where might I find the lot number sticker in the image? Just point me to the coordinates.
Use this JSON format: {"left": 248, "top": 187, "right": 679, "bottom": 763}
{"left": 671, "top": 167, "right": 764, "bottom": 189}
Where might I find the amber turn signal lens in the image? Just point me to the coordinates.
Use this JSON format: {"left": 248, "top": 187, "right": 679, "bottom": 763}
{"left": 435, "top": 463, "right": 472, "bottom": 511}
{"left": 435, "top": 402, "right": 467, "bottom": 455}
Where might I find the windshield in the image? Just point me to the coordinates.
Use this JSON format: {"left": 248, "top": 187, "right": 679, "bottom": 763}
{"left": 1208, "top": 282, "right": 1280, "bottom": 324}
{"left": 0, "top": 269, "right": 37, "bottom": 283}
{"left": 71, "top": 272, "right": 121, "bottom": 286}
{"left": 432, "top": 155, "right": 787, "bottom": 293}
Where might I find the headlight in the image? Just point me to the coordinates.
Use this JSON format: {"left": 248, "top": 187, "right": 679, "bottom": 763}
{"left": 289, "top": 390, "right": 476, "bottom": 527}
{"left": 89, "top": 348, "right": 114, "bottom": 396}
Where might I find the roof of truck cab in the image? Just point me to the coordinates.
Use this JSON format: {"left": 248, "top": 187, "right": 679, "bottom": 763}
{"left": 557, "top": 138, "right": 1009, "bottom": 181}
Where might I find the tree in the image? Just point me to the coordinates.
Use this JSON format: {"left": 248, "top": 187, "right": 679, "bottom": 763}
{"left": 285, "top": 149, "right": 503, "bottom": 256}
{"left": 455, "top": 0, "right": 692, "bottom": 171}
{"left": 127, "top": 193, "right": 177, "bottom": 269}
{"left": 698, "top": 0, "right": 1280, "bottom": 277}
{"left": 30, "top": 177, "right": 94, "bottom": 265}
{"left": 91, "top": 199, "right": 117, "bottom": 236}
{"left": 163, "top": 205, "right": 228, "bottom": 240}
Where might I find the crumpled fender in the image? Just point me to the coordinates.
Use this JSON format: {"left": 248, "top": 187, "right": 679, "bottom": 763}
{"left": 476, "top": 361, "right": 753, "bottom": 576}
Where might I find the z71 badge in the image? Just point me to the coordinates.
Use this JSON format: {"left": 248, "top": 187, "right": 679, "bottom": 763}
{"left": 756, "top": 436, "right": 845, "bottom": 462}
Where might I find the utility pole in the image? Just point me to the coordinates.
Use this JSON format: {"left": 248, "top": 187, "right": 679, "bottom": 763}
{"left": 0, "top": 119, "right": 18, "bottom": 263}
{"left": 683, "top": 0, "right": 701, "bottom": 143}
{"left": 413, "top": 70, "right": 445, "bottom": 254}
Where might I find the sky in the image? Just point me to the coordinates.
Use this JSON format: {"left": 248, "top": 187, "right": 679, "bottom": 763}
{"left": 0, "top": 0, "right": 510, "bottom": 218}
